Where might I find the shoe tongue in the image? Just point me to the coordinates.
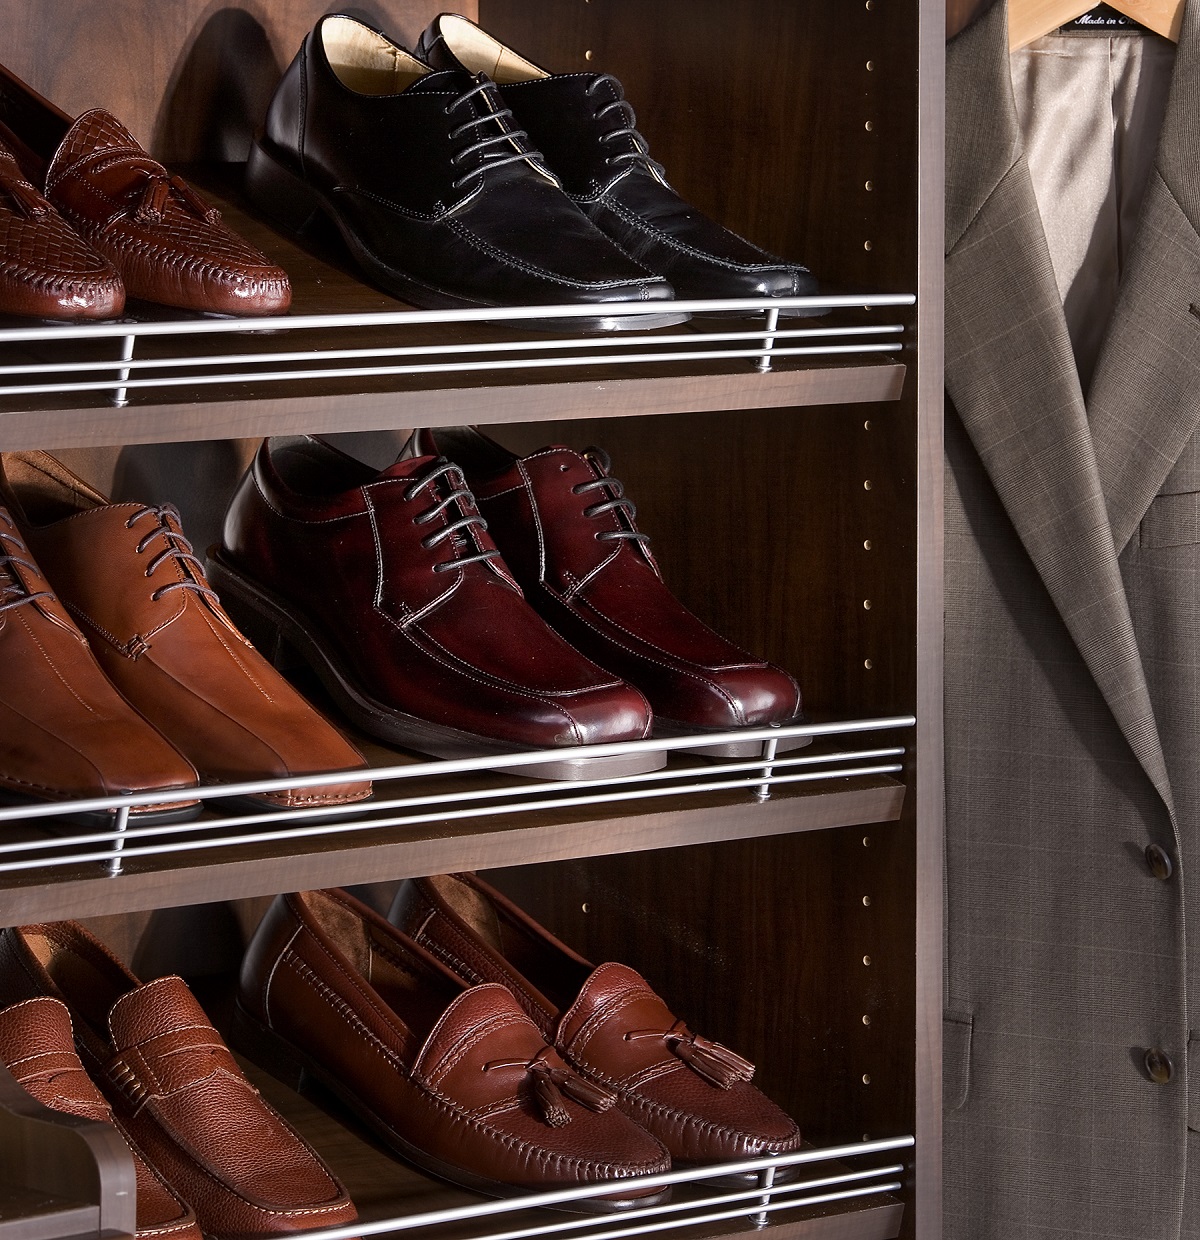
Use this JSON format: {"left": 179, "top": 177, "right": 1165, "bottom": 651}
{"left": 107, "top": 975, "right": 211, "bottom": 1050}
{"left": 405, "top": 67, "right": 483, "bottom": 97}
{"left": 557, "top": 961, "right": 672, "bottom": 1047}
{"left": 48, "top": 108, "right": 145, "bottom": 179}
{"left": 415, "top": 982, "right": 544, "bottom": 1075}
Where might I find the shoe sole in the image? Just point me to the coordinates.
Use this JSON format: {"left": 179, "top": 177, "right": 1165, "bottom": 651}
{"left": 651, "top": 716, "right": 814, "bottom": 760}
{"left": 205, "top": 553, "right": 666, "bottom": 782}
{"left": 244, "top": 140, "right": 690, "bottom": 334}
{"left": 229, "top": 1000, "right": 672, "bottom": 1214}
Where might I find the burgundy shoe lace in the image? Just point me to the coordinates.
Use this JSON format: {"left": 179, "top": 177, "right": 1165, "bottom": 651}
{"left": 623, "top": 1020, "right": 756, "bottom": 1089}
{"left": 0, "top": 511, "right": 51, "bottom": 614}
{"left": 132, "top": 171, "right": 221, "bottom": 226}
{"left": 572, "top": 448, "right": 651, "bottom": 547}
{"left": 584, "top": 74, "right": 667, "bottom": 180}
{"left": 126, "top": 504, "right": 220, "bottom": 603}
{"left": 0, "top": 163, "right": 51, "bottom": 219}
{"left": 484, "top": 1047, "right": 617, "bottom": 1127}
{"left": 406, "top": 458, "right": 502, "bottom": 574}
{"left": 445, "top": 78, "right": 554, "bottom": 191}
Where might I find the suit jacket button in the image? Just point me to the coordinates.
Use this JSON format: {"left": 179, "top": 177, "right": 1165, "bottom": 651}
{"left": 1144, "top": 1048, "right": 1173, "bottom": 1084}
{"left": 1145, "top": 844, "right": 1174, "bottom": 881}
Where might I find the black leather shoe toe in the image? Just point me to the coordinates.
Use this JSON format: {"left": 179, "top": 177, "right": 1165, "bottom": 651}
{"left": 418, "top": 13, "right": 822, "bottom": 314}
{"left": 248, "top": 14, "right": 685, "bottom": 330}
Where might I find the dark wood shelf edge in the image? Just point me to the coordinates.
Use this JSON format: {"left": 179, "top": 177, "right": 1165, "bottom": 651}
{"left": 0, "top": 364, "right": 906, "bottom": 451}
{"left": 1, "top": 781, "right": 905, "bottom": 923}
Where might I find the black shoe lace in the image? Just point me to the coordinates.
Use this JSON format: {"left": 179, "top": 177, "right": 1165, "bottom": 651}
{"left": 0, "top": 511, "right": 51, "bottom": 614}
{"left": 406, "top": 458, "right": 502, "bottom": 574}
{"left": 126, "top": 505, "right": 220, "bottom": 603}
{"left": 445, "top": 78, "right": 553, "bottom": 191}
{"left": 585, "top": 74, "right": 667, "bottom": 179}
{"left": 572, "top": 448, "right": 651, "bottom": 547}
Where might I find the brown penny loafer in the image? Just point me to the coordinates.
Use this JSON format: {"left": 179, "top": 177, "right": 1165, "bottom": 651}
{"left": 0, "top": 997, "right": 203, "bottom": 1240}
{"left": 0, "top": 923, "right": 358, "bottom": 1240}
{"left": 0, "top": 63, "right": 289, "bottom": 316}
{"left": 234, "top": 887, "right": 671, "bottom": 1210}
{"left": 210, "top": 435, "right": 662, "bottom": 780}
{"left": 416, "top": 427, "right": 807, "bottom": 758}
{"left": 393, "top": 872, "right": 803, "bottom": 1170}
{"left": 1, "top": 452, "right": 370, "bottom": 810}
{"left": 0, "top": 503, "right": 199, "bottom": 824}
{"left": 0, "top": 138, "right": 123, "bottom": 319}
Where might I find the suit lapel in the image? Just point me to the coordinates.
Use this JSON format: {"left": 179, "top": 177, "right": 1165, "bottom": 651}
{"left": 1089, "top": 0, "right": 1200, "bottom": 554}
{"left": 946, "top": 0, "right": 1174, "bottom": 811}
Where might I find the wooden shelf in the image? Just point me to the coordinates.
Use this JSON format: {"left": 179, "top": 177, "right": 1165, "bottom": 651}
{"left": 0, "top": 773, "right": 905, "bottom": 924}
{"left": 0, "top": 165, "right": 908, "bottom": 452}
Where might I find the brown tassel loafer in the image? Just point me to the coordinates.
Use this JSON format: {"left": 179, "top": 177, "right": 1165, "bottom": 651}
{"left": 1, "top": 452, "right": 371, "bottom": 810}
{"left": 0, "top": 996, "right": 204, "bottom": 1240}
{"left": 392, "top": 872, "right": 803, "bottom": 1171}
{"left": 0, "top": 63, "right": 290, "bottom": 316}
{"left": 0, "top": 923, "right": 359, "bottom": 1240}
{"left": 234, "top": 886, "right": 672, "bottom": 1210}
{"left": 0, "top": 138, "right": 124, "bottom": 319}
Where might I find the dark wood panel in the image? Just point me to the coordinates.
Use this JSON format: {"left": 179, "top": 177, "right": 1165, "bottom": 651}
{"left": 0, "top": 779, "right": 905, "bottom": 926}
{"left": 0, "top": 1, "right": 476, "bottom": 161}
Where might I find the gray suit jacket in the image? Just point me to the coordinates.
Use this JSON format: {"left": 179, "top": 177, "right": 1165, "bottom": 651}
{"left": 945, "top": 2, "right": 1200, "bottom": 1236}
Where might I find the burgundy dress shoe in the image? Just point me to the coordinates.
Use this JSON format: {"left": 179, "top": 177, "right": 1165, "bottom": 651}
{"left": 0, "top": 63, "right": 290, "bottom": 316}
{"left": 246, "top": 13, "right": 681, "bottom": 328}
{"left": 393, "top": 872, "right": 802, "bottom": 1171}
{"left": 0, "top": 138, "right": 123, "bottom": 319}
{"left": 234, "top": 887, "right": 671, "bottom": 1209}
{"left": 417, "top": 14, "right": 820, "bottom": 309}
{"left": 0, "top": 502, "right": 200, "bottom": 824}
{"left": 0, "top": 997, "right": 204, "bottom": 1240}
{"left": 209, "top": 436, "right": 662, "bottom": 779}
{"left": 1, "top": 452, "right": 371, "bottom": 810}
{"left": 0, "top": 923, "right": 359, "bottom": 1240}
{"left": 417, "top": 427, "right": 806, "bottom": 757}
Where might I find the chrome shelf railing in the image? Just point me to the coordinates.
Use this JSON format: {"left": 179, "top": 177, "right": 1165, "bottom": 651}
{"left": 283, "top": 1138, "right": 912, "bottom": 1240}
{"left": 0, "top": 716, "right": 914, "bottom": 878}
{"left": 0, "top": 294, "right": 914, "bottom": 405}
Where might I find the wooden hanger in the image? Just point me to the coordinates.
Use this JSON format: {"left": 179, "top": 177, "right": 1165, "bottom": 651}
{"left": 1009, "top": 0, "right": 1185, "bottom": 48}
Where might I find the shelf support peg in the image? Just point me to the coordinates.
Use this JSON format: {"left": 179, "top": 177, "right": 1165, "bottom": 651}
{"left": 756, "top": 306, "right": 780, "bottom": 372}
{"left": 105, "top": 805, "right": 130, "bottom": 876}
{"left": 111, "top": 333, "right": 135, "bottom": 408}
{"left": 751, "top": 1159, "right": 777, "bottom": 1227}
{"left": 754, "top": 731, "right": 780, "bottom": 802}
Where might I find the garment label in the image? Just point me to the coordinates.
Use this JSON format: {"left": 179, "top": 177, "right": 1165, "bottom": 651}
{"left": 1059, "top": 4, "right": 1148, "bottom": 33}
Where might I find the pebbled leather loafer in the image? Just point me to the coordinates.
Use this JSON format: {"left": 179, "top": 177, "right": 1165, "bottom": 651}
{"left": 1, "top": 452, "right": 371, "bottom": 810}
{"left": 0, "top": 62, "right": 290, "bottom": 316}
{"left": 0, "top": 923, "right": 359, "bottom": 1240}
{"left": 246, "top": 13, "right": 683, "bottom": 329}
{"left": 209, "top": 436, "right": 663, "bottom": 780}
{"left": 417, "top": 426, "right": 807, "bottom": 758}
{"left": 0, "top": 138, "right": 124, "bottom": 320}
{"left": 234, "top": 887, "right": 672, "bottom": 1209}
{"left": 0, "top": 502, "right": 200, "bottom": 825}
{"left": 0, "top": 997, "right": 204, "bottom": 1240}
{"left": 418, "top": 14, "right": 820, "bottom": 309}
{"left": 393, "top": 872, "right": 803, "bottom": 1172}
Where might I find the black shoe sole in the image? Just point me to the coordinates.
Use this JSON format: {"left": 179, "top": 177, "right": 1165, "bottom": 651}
{"left": 205, "top": 552, "right": 666, "bottom": 782}
{"left": 651, "top": 716, "right": 814, "bottom": 760}
{"left": 244, "top": 140, "right": 690, "bottom": 334}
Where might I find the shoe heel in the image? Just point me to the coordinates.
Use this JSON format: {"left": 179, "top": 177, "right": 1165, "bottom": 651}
{"left": 206, "top": 555, "right": 304, "bottom": 673}
{"left": 244, "top": 140, "right": 324, "bottom": 237}
{"left": 228, "top": 1000, "right": 310, "bottom": 1093}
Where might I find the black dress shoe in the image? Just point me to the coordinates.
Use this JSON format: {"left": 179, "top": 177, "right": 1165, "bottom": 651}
{"left": 417, "top": 13, "right": 821, "bottom": 311}
{"left": 246, "top": 14, "right": 684, "bottom": 330}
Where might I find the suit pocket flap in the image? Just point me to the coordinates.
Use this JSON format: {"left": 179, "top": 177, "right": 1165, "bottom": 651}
{"left": 1140, "top": 491, "right": 1200, "bottom": 547}
{"left": 944, "top": 1006, "right": 973, "bottom": 1111}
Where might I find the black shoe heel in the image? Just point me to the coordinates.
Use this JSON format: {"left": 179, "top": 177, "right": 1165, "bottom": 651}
{"left": 244, "top": 140, "right": 324, "bottom": 237}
